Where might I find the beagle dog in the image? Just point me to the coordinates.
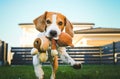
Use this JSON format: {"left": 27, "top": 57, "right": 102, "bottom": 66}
{"left": 32, "top": 11, "right": 82, "bottom": 79}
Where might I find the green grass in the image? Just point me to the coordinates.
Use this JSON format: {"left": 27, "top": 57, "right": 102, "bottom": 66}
{"left": 0, "top": 65, "right": 120, "bottom": 79}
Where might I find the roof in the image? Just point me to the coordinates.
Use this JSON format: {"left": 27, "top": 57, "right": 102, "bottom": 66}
{"left": 74, "top": 28, "right": 120, "bottom": 34}
{"left": 72, "top": 22, "right": 95, "bottom": 25}
{"left": 19, "top": 22, "right": 95, "bottom": 26}
{"left": 19, "top": 23, "right": 33, "bottom": 25}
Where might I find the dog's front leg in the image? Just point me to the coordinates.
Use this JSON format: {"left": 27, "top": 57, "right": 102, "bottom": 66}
{"left": 50, "top": 56, "right": 58, "bottom": 79}
{"left": 58, "top": 47, "right": 82, "bottom": 69}
{"left": 33, "top": 55, "right": 44, "bottom": 79}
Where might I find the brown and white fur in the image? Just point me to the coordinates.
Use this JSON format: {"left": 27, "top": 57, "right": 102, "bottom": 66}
{"left": 31, "top": 11, "right": 82, "bottom": 79}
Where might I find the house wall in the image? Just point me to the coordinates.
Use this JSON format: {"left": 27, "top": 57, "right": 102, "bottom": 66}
{"left": 19, "top": 25, "right": 39, "bottom": 47}
{"left": 74, "top": 34, "right": 120, "bottom": 46}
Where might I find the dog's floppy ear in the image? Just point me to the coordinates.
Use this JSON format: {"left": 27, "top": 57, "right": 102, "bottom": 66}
{"left": 65, "top": 18, "right": 74, "bottom": 37}
{"left": 33, "top": 11, "right": 47, "bottom": 32}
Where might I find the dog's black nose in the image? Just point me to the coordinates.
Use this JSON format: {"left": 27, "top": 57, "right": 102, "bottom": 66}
{"left": 50, "top": 30, "right": 57, "bottom": 37}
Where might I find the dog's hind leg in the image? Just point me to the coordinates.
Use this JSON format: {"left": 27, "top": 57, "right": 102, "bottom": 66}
{"left": 33, "top": 55, "right": 44, "bottom": 79}
{"left": 58, "top": 47, "right": 82, "bottom": 69}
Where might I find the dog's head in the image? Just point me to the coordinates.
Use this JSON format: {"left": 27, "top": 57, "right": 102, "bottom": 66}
{"left": 33, "top": 11, "right": 74, "bottom": 39}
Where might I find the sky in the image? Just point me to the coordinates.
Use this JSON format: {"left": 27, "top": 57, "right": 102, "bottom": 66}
{"left": 0, "top": 0, "right": 120, "bottom": 47}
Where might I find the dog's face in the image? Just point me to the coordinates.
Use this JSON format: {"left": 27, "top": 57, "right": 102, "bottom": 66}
{"left": 34, "top": 11, "right": 74, "bottom": 39}
{"left": 45, "top": 12, "right": 66, "bottom": 39}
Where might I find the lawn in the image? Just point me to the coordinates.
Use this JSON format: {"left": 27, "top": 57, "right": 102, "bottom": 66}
{"left": 0, "top": 65, "right": 120, "bottom": 79}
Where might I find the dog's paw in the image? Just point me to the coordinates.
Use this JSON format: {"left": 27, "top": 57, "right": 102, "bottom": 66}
{"left": 72, "top": 63, "right": 82, "bottom": 69}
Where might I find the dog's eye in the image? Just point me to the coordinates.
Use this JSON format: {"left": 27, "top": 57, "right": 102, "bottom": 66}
{"left": 46, "top": 20, "right": 51, "bottom": 24}
{"left": 58, "top": 21, "right": 63, "bottom": 26}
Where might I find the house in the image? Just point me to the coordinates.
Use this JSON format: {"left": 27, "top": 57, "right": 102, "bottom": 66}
{"left": 19, "top": 23, "right": 120, "bottom": 47}
{"left": 74, "top": 27, "right": 120, "bottom": 46}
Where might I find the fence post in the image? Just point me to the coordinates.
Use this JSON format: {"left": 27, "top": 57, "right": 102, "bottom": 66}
{"left": 99, "top": 47, "right": 102, "bottom": 64}
{"left": 113, "top": 42, "right": 117, "bottom": 64}
{"left": 2, "top": 41, "right": 4, "bottom": 64}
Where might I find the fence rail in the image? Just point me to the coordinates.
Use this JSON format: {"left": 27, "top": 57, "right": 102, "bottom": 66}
{"left": 11, "top": 41, "right": 120, "bottom": 65}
